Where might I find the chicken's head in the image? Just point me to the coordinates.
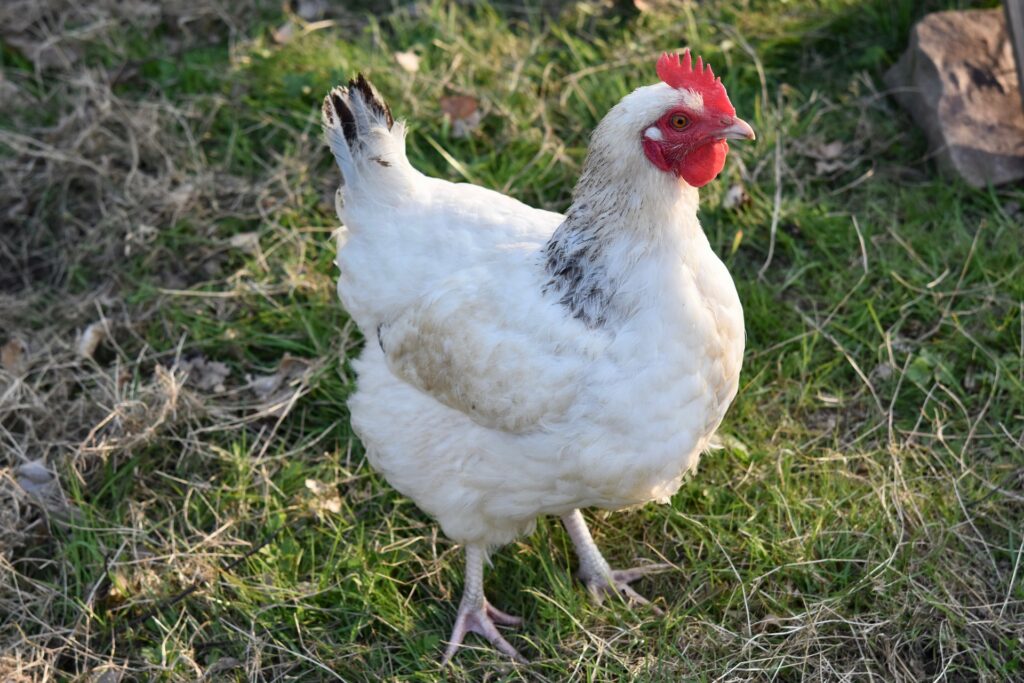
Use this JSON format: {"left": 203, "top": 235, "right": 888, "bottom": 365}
{"left": 636, "top": 51, "right": 755, "bottom": 188}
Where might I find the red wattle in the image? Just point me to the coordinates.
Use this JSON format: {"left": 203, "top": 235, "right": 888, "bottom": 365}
{"left": 678, "top": 140, "right": 729, "bottom": 187}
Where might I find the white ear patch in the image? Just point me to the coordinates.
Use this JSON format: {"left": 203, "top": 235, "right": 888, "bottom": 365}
{"left": 644, "top": 126, "right": 663, "bottom": 141}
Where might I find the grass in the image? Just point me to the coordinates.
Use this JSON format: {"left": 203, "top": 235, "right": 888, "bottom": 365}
{"left": 1, "top": 0, "right": 1022, "bottom": 680}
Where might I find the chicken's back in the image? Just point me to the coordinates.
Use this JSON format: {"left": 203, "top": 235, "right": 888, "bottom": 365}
{"left": 323, "top": 78, "right": 562, "bottom": 332}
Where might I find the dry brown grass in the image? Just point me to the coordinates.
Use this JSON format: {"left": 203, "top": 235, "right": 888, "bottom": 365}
{"left": 0, "top": 3, "right": 286, "bottom": 679}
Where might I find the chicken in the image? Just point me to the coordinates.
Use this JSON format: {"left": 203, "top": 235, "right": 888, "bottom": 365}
{"left": 321, "top": 50, "right": 755, "bottom": 663}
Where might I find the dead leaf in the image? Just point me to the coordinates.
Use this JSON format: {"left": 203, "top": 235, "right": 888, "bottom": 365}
{"left": 817, "top": 141, "right": 843, "bottom": 159}
{"left": 1, "top": 338, "right": 27, "bottom": 373}
{"left": 721, "top": 183, "right": 748, "bottom": 210}
{"left": 803, "top": 139, "right": 850, "bottom": 176}
{"left": 815, "top": 159, "right": 846, "bottom": 175}
{"left": 125, "top": 223, "right": 158, "bottom": 257}
{"left": 440, "top": 95, "right": 482, "bottom": 138}
{"left": 272, "top": 21, "right": 297, "bottom": 44}
{"left": 15, "top": 460, "right": 51, "bottom": 489}
{"left": 167, "top": 182, "right": 194, "bottom": 212}
{"left": 15, "top": 459, "right": 75, "bottom": 520}
{"left": 88, "top": 665, "right": 125, "bottom": 683}
{"left": 250, "top": 355, "right": 310, "bottom": 399}
{"left": 305, "top": 478, "right": 342, "bottom": 515}
{"left": 77, "top": 322, "right": 106, "bottom": 359}
{"left": 871, "top": 363, "right": 894, "bottom": 382}
{"left": 440, "top": 95, "right": 477, "bottom": 120}
{"left": 394, "top": 50, "right": 420, "bottom": 73}
{"left": 228, "top": 231, "right": 260, "bottom": 254}
{"left": 176, "top": 355, "right": 230, "bottom": 393}
{"left": 248, "top": 354, "right": 315, "bottom": 418}
{"left": 295, "top": 0, "right": 327, "bottom": 21}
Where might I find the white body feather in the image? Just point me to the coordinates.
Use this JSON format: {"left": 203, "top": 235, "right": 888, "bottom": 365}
{"left": 325, "top": 81, "right": 744, "bottom": 546}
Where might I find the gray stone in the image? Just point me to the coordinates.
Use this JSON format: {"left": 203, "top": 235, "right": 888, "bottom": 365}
{"left": 885, "top": 9, "right": 1024, "bottom": 187}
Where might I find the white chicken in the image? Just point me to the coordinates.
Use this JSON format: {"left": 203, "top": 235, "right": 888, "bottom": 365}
{"left": 322, "top": 50, "right": 755, "bottom": 663}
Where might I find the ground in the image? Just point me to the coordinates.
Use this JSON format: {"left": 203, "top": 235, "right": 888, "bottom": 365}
{"left": 1, "top": 0, "right": 1022, "bottom": 681}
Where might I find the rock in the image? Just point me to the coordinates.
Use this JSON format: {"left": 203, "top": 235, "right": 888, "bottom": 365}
{"left": 885, "top": 9, "right": 1024, "bottom": 187}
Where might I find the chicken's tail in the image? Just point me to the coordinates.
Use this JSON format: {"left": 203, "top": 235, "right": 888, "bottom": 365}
{"left": 321, "top": 75, "right": 410, "bottom": 192}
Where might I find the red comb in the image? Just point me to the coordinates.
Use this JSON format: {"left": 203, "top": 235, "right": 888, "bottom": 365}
{"left": 656, "top": 50, "right": 734, "bottom": 115}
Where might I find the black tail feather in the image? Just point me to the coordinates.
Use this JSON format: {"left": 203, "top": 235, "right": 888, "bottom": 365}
{"left": 350, "top": 74, "right": 394, "bottom": 128}
{"left": 330, "top": 92, "right": 358, "bottom": 144}
{"left": 322, "top": 73, "right": 393, "bottom": 147}
{"left": 322, "top": 73, "right": 401, "bottom": 186}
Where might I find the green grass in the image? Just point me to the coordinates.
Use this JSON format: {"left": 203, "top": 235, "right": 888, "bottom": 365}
{"left": 2, "top": 0, "right": 1022, "bottom": 681}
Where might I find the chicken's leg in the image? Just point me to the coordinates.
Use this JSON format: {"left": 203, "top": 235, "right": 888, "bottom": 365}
{"left": 441, "top": 544, "right": 524, "bottom": 665}
{"left": 561, "top": 509, "right": 671, "bottom": 614}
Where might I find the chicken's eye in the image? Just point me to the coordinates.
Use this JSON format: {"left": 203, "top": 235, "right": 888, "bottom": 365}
{"left": 669, "top": 114, "right": 689, "bottom": 130}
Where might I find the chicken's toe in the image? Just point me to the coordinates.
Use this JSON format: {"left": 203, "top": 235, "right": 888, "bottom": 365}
{"left": 562, "top": 509, "right": 672, "bottom": 615}
{"left": 441, "top": 544, "right": 526, "bottom": 665}
{"left": 485, "top": 602, "right": 523, "bottom": 626}
{"left": 580, "top": 564, "right": 672, "bottom": 616}
{"left": 441, "top": 599, "right": 525, "bottom": 665}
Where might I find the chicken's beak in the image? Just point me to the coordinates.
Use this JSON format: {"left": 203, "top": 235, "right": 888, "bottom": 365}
{"left": 715, "top": 117, "right": 756, "bottom": 141}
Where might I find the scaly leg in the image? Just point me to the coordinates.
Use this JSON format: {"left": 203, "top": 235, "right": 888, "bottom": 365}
{"left": 441, "top": 544, "right": 525, "bottom": 665}
{"left": 561, "top": 509, "right": 671, "bottom": 615}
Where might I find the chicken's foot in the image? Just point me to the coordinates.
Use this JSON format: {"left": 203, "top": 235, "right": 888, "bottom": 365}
{"left": 561, "top": 509, "right": 671, "bottom": 615}
{"left": 441, "top": 544, "right": 525, "bottom": 665}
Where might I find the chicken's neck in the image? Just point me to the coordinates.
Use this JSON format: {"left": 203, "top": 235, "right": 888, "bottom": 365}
{"left": 542, "top": 158, "right": 703, "bottom": 329}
